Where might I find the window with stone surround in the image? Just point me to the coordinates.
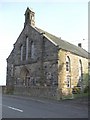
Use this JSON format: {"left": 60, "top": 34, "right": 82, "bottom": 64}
{"left": 66, "top": 75, "right": 71, "bottom": 88}
{"left": 79, "top": 59, "right": 83, "bottom": 81}
{"left": 66, "top": 56, "right": 70, "bottom": 72}
{"left": 26, "top": 36, "right": 29, "bottom": 60}
{"left": 20, "top": 45, "right": 23, "bottom": 61}
{"left": 31, "top": 41, "right": 35, "bottom": 59}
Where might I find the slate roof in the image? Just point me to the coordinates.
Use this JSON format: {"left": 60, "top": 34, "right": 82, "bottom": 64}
{"left": 36, "top": 27, "right": 88, "bottom": 59}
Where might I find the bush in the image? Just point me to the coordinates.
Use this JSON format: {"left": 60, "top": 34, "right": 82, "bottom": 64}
{"left": 84, "top": 86, "right": 89, "bottom": 93}
{"left": 72, "top": 86, "right": 81, "bottom": 94}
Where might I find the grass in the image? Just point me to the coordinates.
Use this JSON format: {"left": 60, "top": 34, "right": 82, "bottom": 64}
{"left": 62, "top": 92, "right": 89, "bottom": 100}
{"left": 73, "top": 92, "right": 88, "bottom": 98}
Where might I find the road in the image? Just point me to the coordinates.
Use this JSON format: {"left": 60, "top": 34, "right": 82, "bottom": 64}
{"left": 2, "top": 95, "right": 88, "bottom": 118}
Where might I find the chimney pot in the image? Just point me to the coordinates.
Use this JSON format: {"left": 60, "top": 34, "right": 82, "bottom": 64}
{"left": 78, "top": 43, "right": 82, "bottom": 47}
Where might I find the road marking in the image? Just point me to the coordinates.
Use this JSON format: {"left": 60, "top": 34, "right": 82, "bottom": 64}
{"left": 0, "top": 104, "right": 23, "bottom": 112}
{"left": 8, "top": 106, "right": 23, "bottom": 112}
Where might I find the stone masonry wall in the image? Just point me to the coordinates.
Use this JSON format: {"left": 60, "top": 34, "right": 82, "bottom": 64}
{"left": 58, "top": 49, "right": 88, "bottom": 96}
{"left": 6, "top": 24, "right": 58, "bottom": 99}
{"left": 14, "top": 86, "right": 58, "bottom": 100}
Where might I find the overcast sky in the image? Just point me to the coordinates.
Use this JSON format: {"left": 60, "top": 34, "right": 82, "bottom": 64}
{"left": 0, "top": 0, "right": 89, "bottom": 85}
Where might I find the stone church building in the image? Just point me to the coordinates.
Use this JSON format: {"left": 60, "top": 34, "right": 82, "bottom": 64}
{"left": 6, "top": 7, "right": 88, "bottom": 99}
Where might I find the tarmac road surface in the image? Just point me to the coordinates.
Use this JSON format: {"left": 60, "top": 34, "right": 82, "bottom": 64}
{"left": 2, "top": 95, "right": 88, "bottom": 118}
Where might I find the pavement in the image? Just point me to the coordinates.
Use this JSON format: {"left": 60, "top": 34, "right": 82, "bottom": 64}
{"left": 2, "top": 93, "right": 88, "bottom": 105}
{"left": 2, "top": 93, "right": 89, "bottom": 109}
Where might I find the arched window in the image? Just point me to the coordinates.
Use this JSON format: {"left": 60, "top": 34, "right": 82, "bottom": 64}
{"left": 20, "top": 45, "right": 23, "bottom": 61}
{"left": 66, "top": 56, "right": 70, "bottom": 72}
{"left": 31, "top": 41, "right": 35, "bottom": 58}
{"left": 66, "top": 75, "right": 71, "bottom": 88}
{"left": 79, "top": 59, "right": 83, "bottom": 81}
{"left": 66, "top": 56, "right": 71, "bottom": 88}
{"left": 26, "top": 37, "right": 29, "bottom": 60}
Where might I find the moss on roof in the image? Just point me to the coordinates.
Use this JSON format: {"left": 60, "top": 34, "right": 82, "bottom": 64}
{"left": 36, "top": 27, "right": 88, "bottom": 58}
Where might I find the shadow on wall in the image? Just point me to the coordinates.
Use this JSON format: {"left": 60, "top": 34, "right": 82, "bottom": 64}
{"left": 58, "top": 62, "right": 64, "bottom": 73}
{"left": 72, "top": 73, "right": 89, "bottom": 94}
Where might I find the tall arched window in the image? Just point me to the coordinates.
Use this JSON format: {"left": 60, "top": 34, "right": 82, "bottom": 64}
{"left": 31, "top": 41, "right": 35, "bottom": 58}
{"left": 66, "top": 56, "right": 71, "bottom": 88}
{"left": 20, "top": 45, "right": 23, "bottom": 61}
{"left": 79, "top": 59, "right": 83, "bottom": 82}
{"left": 26, "top": 37, "right": 29, "bottom": 60}
{"left": 66, "top": 56, "right": 70, "bottom": 72}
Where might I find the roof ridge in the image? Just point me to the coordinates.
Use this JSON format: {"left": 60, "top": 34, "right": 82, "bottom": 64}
{"left": 36, "top": 27, "right": 86, "bottom": 50}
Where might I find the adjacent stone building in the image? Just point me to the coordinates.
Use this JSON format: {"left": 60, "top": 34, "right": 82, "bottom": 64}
{"left": 6, "top": 7, "right": 88, "bottom": 99}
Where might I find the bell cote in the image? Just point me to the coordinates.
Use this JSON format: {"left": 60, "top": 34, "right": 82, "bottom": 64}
{"left": 24, "top": 7, "right": 35, "bottom": 27}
